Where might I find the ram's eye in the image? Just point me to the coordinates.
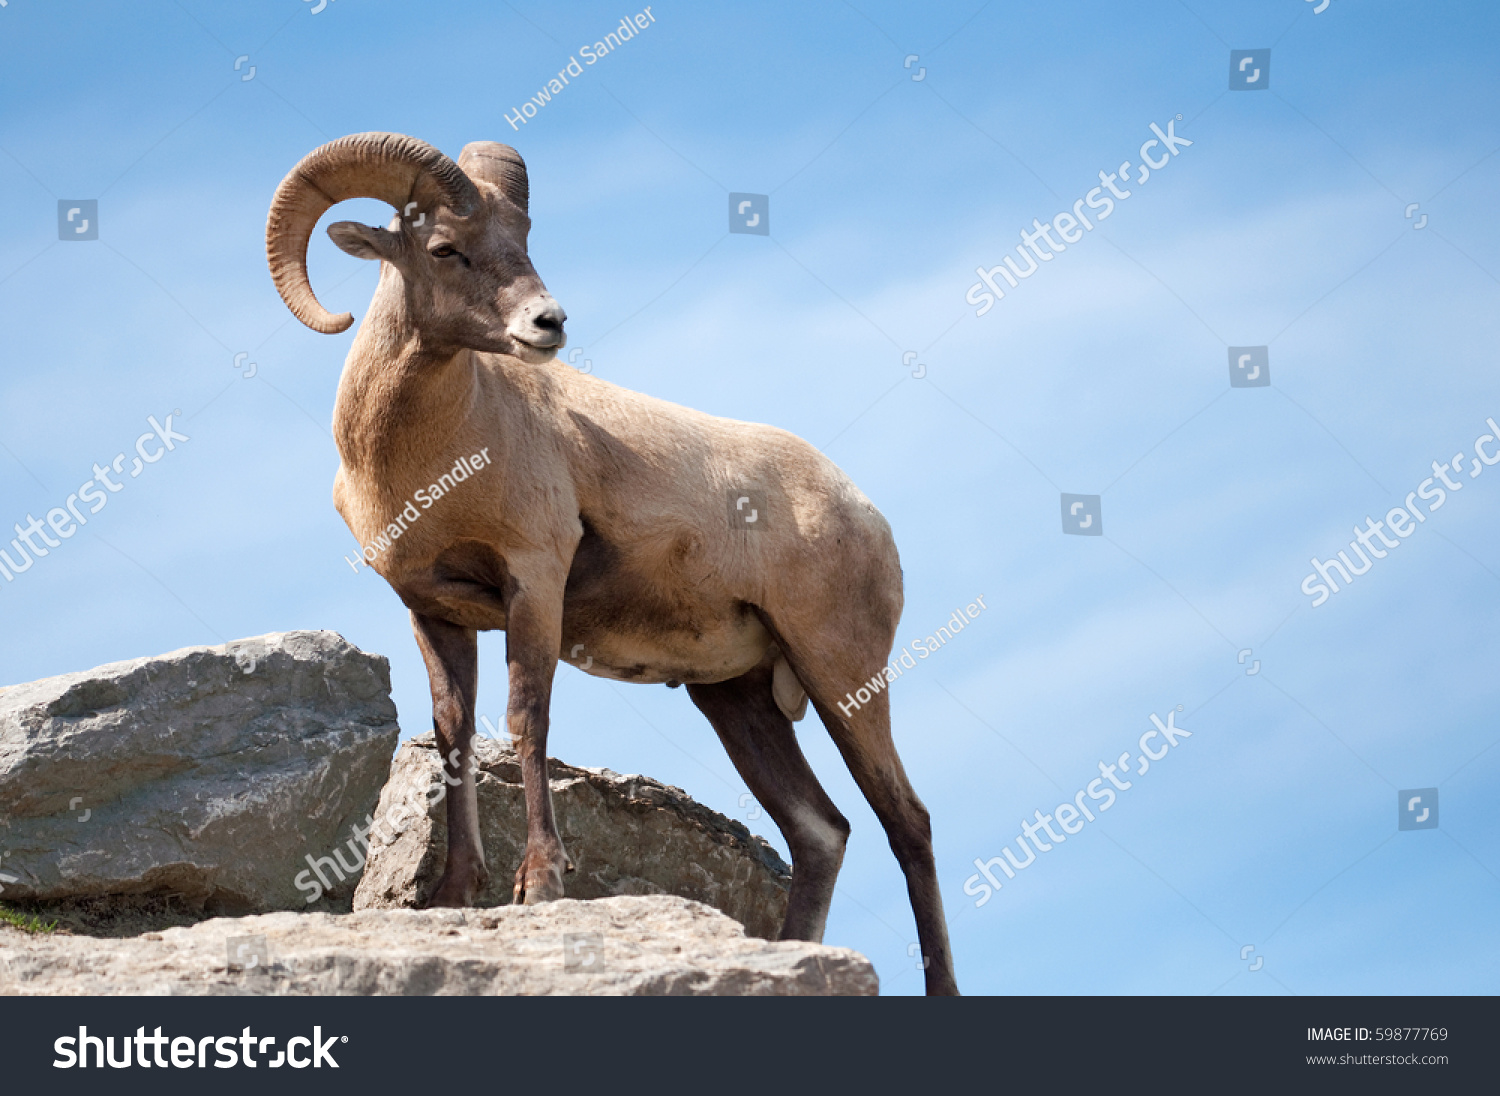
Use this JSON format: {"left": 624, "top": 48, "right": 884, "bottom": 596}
{"left": 430, "top": 245, "right": 458, "bottom": 259}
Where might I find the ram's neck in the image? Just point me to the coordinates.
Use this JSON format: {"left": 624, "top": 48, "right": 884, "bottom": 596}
{"left": 332, "top": 271, "right": 478, "bottom": 479}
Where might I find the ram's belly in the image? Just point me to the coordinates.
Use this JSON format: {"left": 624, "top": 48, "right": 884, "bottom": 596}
{"left": 558, "top": 599, "right": 772, "bottom": 685}
{"left": 555, "top": 516, "right": 773, "bottom": 684}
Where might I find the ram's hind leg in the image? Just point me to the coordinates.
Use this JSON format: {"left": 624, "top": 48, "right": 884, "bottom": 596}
{"left": 687, "top": 661, "right": 849, "bottom": 942}
{"left": 766, "top": 610, "right": 960, "bottom": 996}
{"left": 811, "top": 684, "right": 957, "bottom": 994}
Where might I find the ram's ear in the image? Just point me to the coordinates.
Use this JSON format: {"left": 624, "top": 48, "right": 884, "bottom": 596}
{"left": 327, "top": 221, "right": 400, "bottom": 261}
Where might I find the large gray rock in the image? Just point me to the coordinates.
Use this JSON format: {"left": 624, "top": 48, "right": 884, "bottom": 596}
{"left": 0, "top": 631, "right": 399, "bottom": 913}
{"left": 0, "top": 896, "right": 877, "bottom": 995}
{"left": 353, "top": 733, "right": 792, "bottom": 939}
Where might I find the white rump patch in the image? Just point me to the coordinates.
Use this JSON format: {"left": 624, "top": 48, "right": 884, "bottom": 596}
{"left": 772, "top": 654, "right": 808, "bottom": 722}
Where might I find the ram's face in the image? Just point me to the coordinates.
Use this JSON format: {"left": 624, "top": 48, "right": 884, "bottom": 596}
{"left": 269, "top": 135, "right": 568, "bottom": 351}
{"left": 328, "top": 185, "right": 566, "bottom": 364}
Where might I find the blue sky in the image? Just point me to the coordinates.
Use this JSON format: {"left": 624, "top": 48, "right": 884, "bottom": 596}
{"left": 2, "top": 0, "right": 1498, "bottom": 996}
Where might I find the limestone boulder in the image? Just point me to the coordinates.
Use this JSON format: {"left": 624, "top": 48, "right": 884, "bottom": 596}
{"left": 0, "top": 631, "right": 399, "bottom": 913}
{"left": 352, "top": 733, "right": 792, "bottom": 939}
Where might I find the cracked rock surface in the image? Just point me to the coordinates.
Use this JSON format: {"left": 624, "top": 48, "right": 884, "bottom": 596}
{"left": 0, "top": 896, "right": 877, "bottom": 996}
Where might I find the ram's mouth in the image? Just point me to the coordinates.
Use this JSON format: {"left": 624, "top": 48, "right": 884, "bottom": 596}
{"left": 512, "top": 336, "right": 563, "bottom": 362}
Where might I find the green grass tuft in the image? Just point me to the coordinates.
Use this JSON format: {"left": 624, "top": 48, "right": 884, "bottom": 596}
{"left": 0, "top": 904, "right": 59, "bottom": 934}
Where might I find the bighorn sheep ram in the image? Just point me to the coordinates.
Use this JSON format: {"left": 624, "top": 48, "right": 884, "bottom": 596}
{"left": 266, "top": 132, "right": 958, "bottom": 995}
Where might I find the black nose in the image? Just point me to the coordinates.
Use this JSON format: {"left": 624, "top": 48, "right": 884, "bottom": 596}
{"left": 512, "top": 296, "right": 567, "bottom": 349}
{"left": 527, "top": 299, "right": 566, "bottom": 347}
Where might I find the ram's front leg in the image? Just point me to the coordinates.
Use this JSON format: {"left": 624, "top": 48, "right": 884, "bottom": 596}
{"left": 505, "top": 582, "right": 571, "bottom": 904}
{"left": 411, "top": 611, "right": 488, "bottom": 907}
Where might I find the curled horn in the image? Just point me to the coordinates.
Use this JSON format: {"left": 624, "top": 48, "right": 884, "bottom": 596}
{"left": 458, "top": 142, "right": 529, "bottom": 214}
{"left": 265, "top": 132, "right": 480, "bottom": 334}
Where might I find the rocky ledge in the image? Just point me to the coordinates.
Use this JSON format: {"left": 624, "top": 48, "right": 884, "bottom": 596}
{"left": 0, "top": 895, "right": 877, "bottom": 996}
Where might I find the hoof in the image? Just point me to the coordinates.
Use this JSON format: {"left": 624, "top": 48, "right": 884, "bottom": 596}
{"left": 513, "top": 854, "right": 567, "bottom": 905}
{"left": 426, "top": 865, "right": 486, "bottom": 908}
{"left": 427, "top": 883, "right": 475, "bottom": 908}
{"left": 925, "top": 973, "right": 961, "bottom": 996}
